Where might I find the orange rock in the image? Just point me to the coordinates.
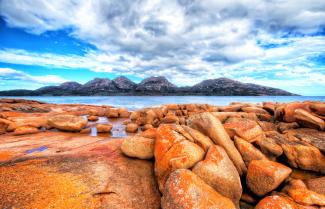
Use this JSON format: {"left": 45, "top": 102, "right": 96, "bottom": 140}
{"left": 234, "top": 136, "right": 267, "bottom": 166}
{"left": 246, "top": 160, "right": 292, "bottom": 196}
{"left": 223, "top": 117, "right": 264, "bottom": 142}
{"left": 130, "top": 111, "right": 140, "bottom": 121}
{"left": 96, "top": 124, "right": 112, "bottom": 133}
{"left": 161, "top": 169, "right": 236, "bottom": 209}
{"left": 142, "top": 124, "right": 153, "bottom": 131}
{"left": 287, "top": 188, "right": 325, "bottom": 206}
{"left": 155, "top": 125, "right": 205, "bottom": 191}
{"left": 283, "top": 102, "right": 311, "bottom": 122}
{"left": 87, "top": 115, "right": 98, "bottom": 121}
{"left": 107, "top": 108, "right": 119, "bottom": 118}
{"left": 280, "top": 138, "right": 325, "bottom": 174}
{"left": 48, "top": 115, "right": 87, "bottom": 132}
{"left": 0, "top": 118, "right": 11, "bottom": 134}
{"left": 310, "top": 102, "right": 325, "bottom": 116}
{"left": 181, "top": 125, "right": 214, "bottom": 152}
{"left": 125, "top": 123, "right": 138, "bottom": 133}
{"left": 277, "top": 122, "right": 299, "bottom": 133}
{"left": 13, "top": 126, "right": 39, "bottom": 135}
{"left": 294, "top": 108, "right": 325, "bottom": 130}
{"left": 257, "top": 121, "right": 277, "bottom": 132}
{"left": 187, "top": 112, "right": 247, "bottom": 175}
{"left": 121, "top": 136, "right": 154, "bottom": 159}
{"left": 255, "top": 194, "right": 299, "bottom": 209}
{"left": 192, "top": 145, "right": 242, "bottom": 207}
{"left": 160, "top": 115, "right": 179, "bottom": 124}
{"left": 137, "top": 128, "right": 157, "bottom": 139}
{"left": 211, "top": 112, "right": 258, "bottom": 123}
{"left": 118, "top": 107, "right": 129, "bottom": 118}
{"left": 306, "top": 176, "right": 325, "bottom": 195}
{"left": 242, "top": 106, "right": 269, "bottom": 114}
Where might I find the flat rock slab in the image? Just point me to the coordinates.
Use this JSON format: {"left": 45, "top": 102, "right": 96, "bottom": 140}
{"left": 0, "top": 132, "right": 160, "bottom": 209}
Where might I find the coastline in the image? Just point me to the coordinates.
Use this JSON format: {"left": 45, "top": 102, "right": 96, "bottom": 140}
{"left": 0, "top": 98, "right": 324, "bottom": 208}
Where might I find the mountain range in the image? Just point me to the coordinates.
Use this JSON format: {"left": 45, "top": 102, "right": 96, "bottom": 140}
{"left": 0, "top": 76, "right": 296, "bottom": 96}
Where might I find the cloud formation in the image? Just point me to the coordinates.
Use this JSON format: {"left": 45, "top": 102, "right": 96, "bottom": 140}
{"left": 0, "top": 68, "right": 67, "bottom": 84}
{"left": 0, "top": 0, "right": 325, "bottom": 95}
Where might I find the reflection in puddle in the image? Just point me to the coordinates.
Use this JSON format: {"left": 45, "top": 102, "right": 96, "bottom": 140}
{"left": 88, "top": 116, "right": 130, "bottom": 138}
{"left": 91, "top": 127, "right": 97, "bottom": 137}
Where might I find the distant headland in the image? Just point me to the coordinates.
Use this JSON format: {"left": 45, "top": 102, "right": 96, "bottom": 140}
{"left": 0, "top": 76, "right": 296, "bottom": 96}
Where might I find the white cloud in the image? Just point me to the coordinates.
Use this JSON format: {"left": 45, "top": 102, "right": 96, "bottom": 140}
{"left": 0, "top": 68, "right": 68, "bottom": 84}
{"left": 0, "top": 0, "right": 325, "bottom": 95}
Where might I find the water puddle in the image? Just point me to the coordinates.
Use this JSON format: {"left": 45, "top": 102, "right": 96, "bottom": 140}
{"left": 25, "top": 145, "right": 48, "bottom": 154}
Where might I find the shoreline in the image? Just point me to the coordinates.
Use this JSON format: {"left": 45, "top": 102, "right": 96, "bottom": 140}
{"left": 0, "top": 98, "right": 324, "bottom": 208}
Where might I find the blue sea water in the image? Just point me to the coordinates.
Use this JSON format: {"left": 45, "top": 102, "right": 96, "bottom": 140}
{"left": 1, "top": 96, "right": 325, "bottom": 110}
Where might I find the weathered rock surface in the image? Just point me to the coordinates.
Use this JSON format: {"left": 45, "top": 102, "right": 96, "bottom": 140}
{"left": 121, "top": 136, "right": 155, "bottom": 159}
{"left": 0, "top": 133, "right": 160, "bottom": 209}
{"left": 192, "top": 145, "right": 242, "bottom": 206}
{"left": 48, "top": 114, "right": 87, "bottom": 131}
{"left": 246, "top": 160, "right": 292, "bottom": 196}
{"left": 234, "top": 136, "right": 267, "bottom": 166}
{"left": 155, "top": 125, "right": 205, "bottom": 191}
{"left": 187, "top": 112, "right": 247, "bottom": 175}
{"left": 161, "top": 169, "right": 236, "bottom": 209}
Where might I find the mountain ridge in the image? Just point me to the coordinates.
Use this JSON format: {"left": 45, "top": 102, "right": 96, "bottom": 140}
{"left": 0, "top": 76, "right": 297, "bottom": 96}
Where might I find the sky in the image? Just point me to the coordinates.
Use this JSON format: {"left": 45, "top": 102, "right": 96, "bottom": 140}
{"left": 0, "top": 0, "right": 325, "bottom": 95}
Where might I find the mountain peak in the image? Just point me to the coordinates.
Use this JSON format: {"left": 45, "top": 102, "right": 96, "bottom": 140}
{"left": 112, "top": 76, "right": 136, "bottom": 90}
{"left": 136, "top": 76, "right": 176, "bottom": 92}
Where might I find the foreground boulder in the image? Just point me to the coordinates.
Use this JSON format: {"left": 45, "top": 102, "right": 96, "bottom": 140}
{"left": 48, "top": 115, "right": 87, "bottom": 132}
{"left": 246, "top": 160, "right": 292, "bottom": 196}
{"left": 0, "top": 134, "right": 160, "bottom": 209}
{"left": 161, "top": 169, "right": 236, "bottom": 209}
{"left": 121, "top": 136, "right": 155, "bottom": 159}
{"left": 187, "top": 112, "right": 247, "bottom": 175}
{"left": 155, "top": 125, "right": 205, "bottom": 191}
{"left": 192, "top": 145, "right": 242, "bottom": 207}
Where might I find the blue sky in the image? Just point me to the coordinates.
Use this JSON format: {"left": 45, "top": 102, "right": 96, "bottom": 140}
{"left": 0, "top": 0, "right": 325, "bottom": 95}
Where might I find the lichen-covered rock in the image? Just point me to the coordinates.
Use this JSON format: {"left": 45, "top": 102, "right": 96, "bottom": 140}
{"left": 121, "top": 136, "right": 154, "bottom": 159}
{"left": 161, "top": 169, "right": 236, "bottom": 209}
{"left": 48, "top": 115, "right": 87, "bottom": 132}
{"left": 255, "top": 194, "right": 299, "bottom": 209}
{"left": 181, "top": 125, "right": 214, "bottom": 151}
{"left": 223, "top": 117, "right": 264, "bottom": 142}
{"left": 155, "top": 125, "right": 205, "bottom": 191}
{"left": 192, "top": 145, "right": 242, "bottom": 207}
{"left": 187, "top": 112, "right": 247, "bottom": 175}
{"left": 246, "top": 160, "right": 292, "bottom": 196}
{"left": 234, "top": 136, "right": 267, "bottom": 166}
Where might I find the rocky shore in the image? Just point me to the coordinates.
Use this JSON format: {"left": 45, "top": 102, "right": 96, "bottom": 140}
{"left": 0, "top": 98, "right": 325, "bottom": 208}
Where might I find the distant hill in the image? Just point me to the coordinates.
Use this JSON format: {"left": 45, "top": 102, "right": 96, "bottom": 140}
{"left": 0, "top": 76, "right": 296, "bottom": 96}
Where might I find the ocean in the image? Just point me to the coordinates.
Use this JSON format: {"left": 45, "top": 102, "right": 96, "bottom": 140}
{"left": 1, "top": 96, "right": 325, "bottom": 111}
